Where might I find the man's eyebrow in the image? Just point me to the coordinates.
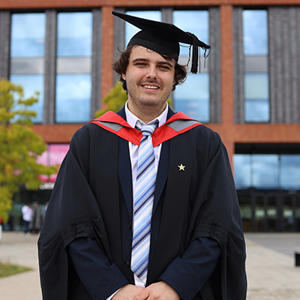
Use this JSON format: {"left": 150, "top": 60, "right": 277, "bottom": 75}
{"left": 132, "top": 58, "right": 149, "bottom": 63}
{"left": 132, "top": 58, "right": 173, "bottom": 68}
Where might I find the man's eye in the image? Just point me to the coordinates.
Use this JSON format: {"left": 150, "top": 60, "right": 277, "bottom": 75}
{"left": 159, "top": 65, "right": 171, "bottom": 71}
{"left": 134, "top": 62, "right": 147, "bottom": 67}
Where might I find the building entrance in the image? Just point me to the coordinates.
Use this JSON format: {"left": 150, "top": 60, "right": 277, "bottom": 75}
{"left": 238, "top": 190, "right": 300, "bottom": 232}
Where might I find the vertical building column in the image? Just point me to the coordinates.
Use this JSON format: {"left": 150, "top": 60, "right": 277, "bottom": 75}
{"left": 220, "top": 5, "right": 234, "bottom": 125}
{"left": 209, "top": 7, "right": 221, "bottom": 123}
{"left": 101, "top": 6, "right": 114, "bottom": 101}
{"left": 44, "top": 10, "right": 57, "bottom": 124}
{"left": 220, "top": 5, "right": 234, "bottom": 168}
{"left": 0, "top": 11, "right": 11, "bottom": 79}
{"left": 233, "top": 7, "right": 245, "bottom": 124}
{"left": 269, "top": 6, "right": 300, "bottom": 124}
{"left": 91, "top": 9, "right": 102, "bottom": 118}
{"left": 161, "top": 7, "right": 173, "bottom": 23}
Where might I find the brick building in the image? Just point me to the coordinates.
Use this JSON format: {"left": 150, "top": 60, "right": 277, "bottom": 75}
{"left": 0, "top": 0, "right": 300, "bottom": 232}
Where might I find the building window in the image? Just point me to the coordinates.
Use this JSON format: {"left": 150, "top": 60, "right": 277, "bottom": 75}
{"left": 234, "top": 154, "right": 300, "bottom": 190}
{"left": 173, "top": 10, "right": 210, "bottom": 122}
{"left": 10, "top": 13, "right": 46, "bottom": 123}
{"left": 55, "top": 12, "right": 92, "bottom": 123}
{"left": 243, "top": 10, "right": 269, "bottom": 122}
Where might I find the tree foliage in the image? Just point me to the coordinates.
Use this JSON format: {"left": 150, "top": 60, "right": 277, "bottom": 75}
{"left": 94, "top": 81, "right": 173, "bottom": 118}
{"left": 0, "top": 79, "right": 57, "bottom": 222}
{"left": 95, "top": 81, "right": 128, "bottom": 118}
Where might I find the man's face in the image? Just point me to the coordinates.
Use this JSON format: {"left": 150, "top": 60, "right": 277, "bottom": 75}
{"left": 122, "top": 45, "right": 175, "bottom": 113}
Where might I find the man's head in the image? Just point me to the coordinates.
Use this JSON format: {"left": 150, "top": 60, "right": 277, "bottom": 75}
{"left": 114, "top": 45, "right": 186, "bottom": 116}
{"left": 112, "top": 11, "right": 210, "bottom": 120}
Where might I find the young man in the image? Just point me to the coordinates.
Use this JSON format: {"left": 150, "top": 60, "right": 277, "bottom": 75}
{"left": 39, "top": 11, "right": 247, "bottom": 300}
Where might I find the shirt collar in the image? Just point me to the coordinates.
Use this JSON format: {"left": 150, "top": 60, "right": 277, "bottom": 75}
{"left": 125, "top": 101, "right": 168, "bottom": 128}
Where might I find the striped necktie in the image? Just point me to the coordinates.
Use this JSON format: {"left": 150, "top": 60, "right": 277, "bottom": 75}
{"left": 131, "top": 121, "right": 158, "bottom": 284}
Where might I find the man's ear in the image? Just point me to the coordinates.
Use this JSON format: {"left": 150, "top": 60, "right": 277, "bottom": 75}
{"left": 122, "top": 73, "right": 126, "bottom": 80}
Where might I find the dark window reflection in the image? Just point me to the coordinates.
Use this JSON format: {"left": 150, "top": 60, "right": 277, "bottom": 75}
{"left": 234, "top": 155, "right": 251, "bottom": 188}
{"left": 11, "top": 13, "right": 45, "bottom": 58}
{"left": 281, "top": 155, "right": 300, "bottom": 189}
{"left": 252, "top": 155, "right": 279, "bottom": 188}
{"left": 234, "top": 154, "right": 300, "bottom": 190}
{"left": 57, "top": 12, "right": 92, "bottom": 57}
{"left": 56, "top": 74, "right": 91, "bottom": 123}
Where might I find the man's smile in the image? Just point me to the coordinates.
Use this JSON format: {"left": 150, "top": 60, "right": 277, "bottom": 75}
{"left": 141, "top": 83, "right": 160, "bottom": 90}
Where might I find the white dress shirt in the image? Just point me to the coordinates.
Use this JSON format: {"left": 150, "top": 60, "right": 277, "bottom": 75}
{"left": 107, "top": 103, "right": 169, "bottom": 299}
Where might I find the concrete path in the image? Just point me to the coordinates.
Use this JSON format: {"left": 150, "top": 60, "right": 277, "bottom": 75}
{"left": 0, "top": 232, "right": 299, "bottom": 299}
{"left": 0, "top": 232, "right": 41, "bottom": 300}
{"left": 246, "top": 234, "right": 300, "bottom": 300}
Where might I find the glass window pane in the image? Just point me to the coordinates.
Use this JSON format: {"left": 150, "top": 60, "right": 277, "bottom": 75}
{"left": 243, "top": 10, "right": 268, "bottom": 55}
{"left": 252, "top": 155, "right": 279, "bottom": 188}
{"left": 125, "top": 11, "right": 161, "bottom": 46}
{"left": 173, "top": 10, "right": 209, "bottom": 57}
{"left": 57, "top": 12, "right": 92, "bottom": 57}
{"left": 245, "top": 73, "right": 269, "bottom": 99}
{"left": 56, "top": 74, "right": 91, "bottom": 122}
{"left": 173, "top": 10, "right": 210, "bottom": 122}
{"left": 244, "top": 73, "right": 269, "bottom": 122}
{"left": 281, "top": 155, "right": 300, "bottom": 189}
{"left": 174, "top": 73, "right": 209, "bottom": 121}
{"left": 234, "top": 154, "right": 251, "bottom": 189}
{"left": 11, "top": 13, "right": 45, "bottom": 58}
{"left": 10, "top": 74, "right": 44, "bottom": 123}
{"left": 245, "top": 99, "right": 270, "bottom": 122}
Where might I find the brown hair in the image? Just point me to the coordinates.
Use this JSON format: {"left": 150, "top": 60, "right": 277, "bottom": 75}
{"left": 113, "top": 46, "right": 187, "bottom": 91}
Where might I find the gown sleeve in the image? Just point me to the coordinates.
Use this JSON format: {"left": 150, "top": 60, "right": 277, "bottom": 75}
{"left": 68, "top": 238, "right": 128, "bottom": 299}
{"left": 160, "top": 237, "right": 221, "bottom": 300}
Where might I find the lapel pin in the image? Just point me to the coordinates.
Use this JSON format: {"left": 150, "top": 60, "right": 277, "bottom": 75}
{"left": 178, "top": 164, "right": 185, "bottom": 171}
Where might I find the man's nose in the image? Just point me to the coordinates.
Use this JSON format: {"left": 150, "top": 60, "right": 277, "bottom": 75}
{"left": 146, "top": 65, "right": 157, "bottom": 79}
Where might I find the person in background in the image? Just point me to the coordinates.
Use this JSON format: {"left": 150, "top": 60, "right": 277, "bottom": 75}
{"left": 21, "top": 203, "right": 32, "bottom": 234}
{"left": 30, "top": 202, "right": 42, "bottom": 234}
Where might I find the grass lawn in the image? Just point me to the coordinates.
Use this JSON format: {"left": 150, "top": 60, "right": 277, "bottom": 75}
{"left": 0, "top": 262, "right": 32, "bottom": 278}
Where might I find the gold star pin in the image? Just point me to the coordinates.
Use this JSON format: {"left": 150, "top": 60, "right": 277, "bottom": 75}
{"left": 178, "top": 164, "right": 185, "bottom": 171}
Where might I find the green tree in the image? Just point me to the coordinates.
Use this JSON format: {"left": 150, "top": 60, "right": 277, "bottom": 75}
{"left": 0, "top": 79, "right": 57, "bottom": 222}
{"left": 95, "top": 81, "right": 128, "bottom": 117}
{"left": 95, "top": 81, "right": 173, "bottom": 118}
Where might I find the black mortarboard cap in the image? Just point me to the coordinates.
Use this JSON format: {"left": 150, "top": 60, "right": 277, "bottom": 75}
{"left": 112, "top": 11, "right": 210, "bottom": 73}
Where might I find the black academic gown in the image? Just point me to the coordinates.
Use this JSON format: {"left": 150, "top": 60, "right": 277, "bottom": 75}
{"left": 38, "top": 108, "right": 247, "bottom": 300}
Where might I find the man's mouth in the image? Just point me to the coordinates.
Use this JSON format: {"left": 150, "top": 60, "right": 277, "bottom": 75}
{"left": 141, "top": 84, "right": 160, "bottom": 90}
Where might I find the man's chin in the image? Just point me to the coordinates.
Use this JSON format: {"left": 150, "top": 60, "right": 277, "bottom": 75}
{"left": 139, "top": 98, "right": 166, "bottom": 107}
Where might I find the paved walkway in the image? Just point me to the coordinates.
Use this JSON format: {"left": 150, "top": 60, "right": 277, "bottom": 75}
{"left": 0, "top": 232, "right": 299, "bottom": 299}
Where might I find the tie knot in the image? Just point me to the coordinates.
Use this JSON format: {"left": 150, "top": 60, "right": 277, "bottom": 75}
{"left": 136, "top": 121, "right": 158, "bottom": 136}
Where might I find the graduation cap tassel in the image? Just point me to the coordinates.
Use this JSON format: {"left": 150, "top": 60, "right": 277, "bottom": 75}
{"left": 203, "top": 48, "right": 210, "bottom": 69}
{"left": 191, "top": 42, "right": 198, "bottom": 74}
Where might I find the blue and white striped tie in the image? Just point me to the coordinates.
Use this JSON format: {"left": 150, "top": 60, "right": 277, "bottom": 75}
{"left": 131, "top": 121, "right": 158, "bottom": 283}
